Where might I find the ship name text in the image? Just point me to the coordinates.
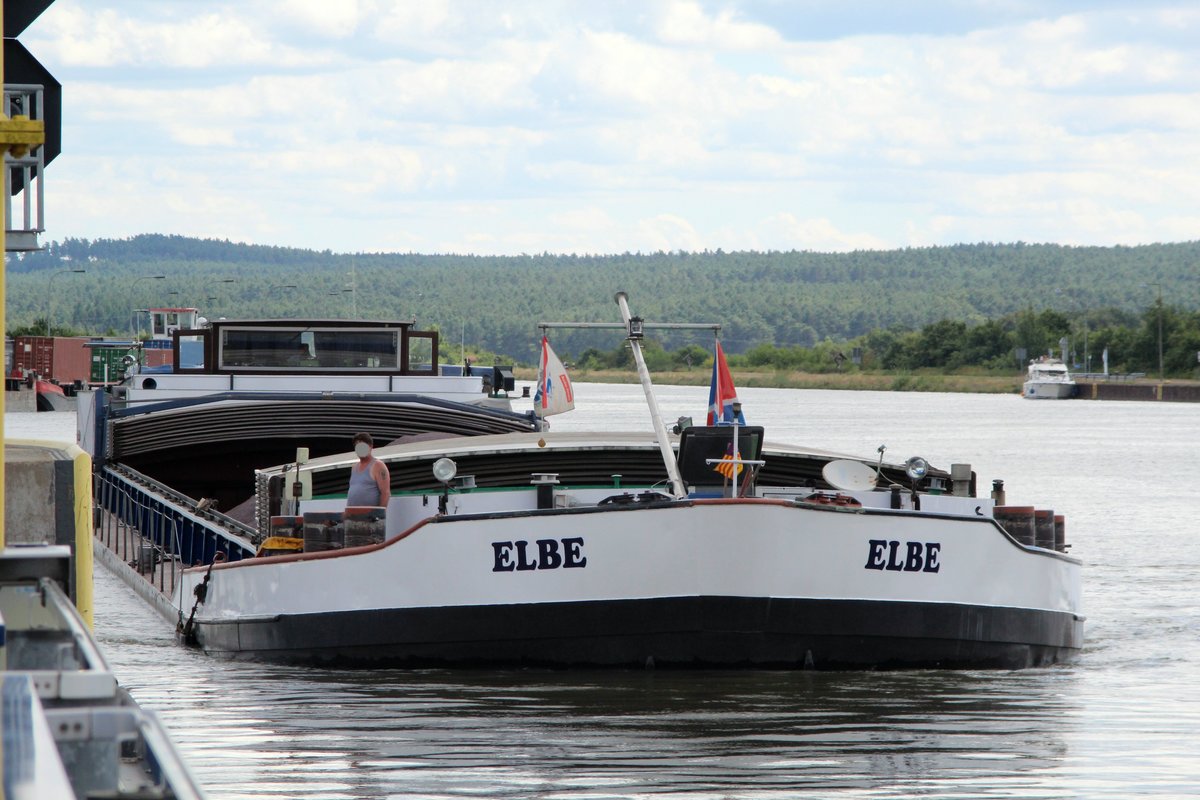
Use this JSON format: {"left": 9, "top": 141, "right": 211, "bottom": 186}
{"left": 865, "top": 539, "right": 941, "bottom": 573}
{"left": 492, "top": 538, "right": 587, "bottom": 572}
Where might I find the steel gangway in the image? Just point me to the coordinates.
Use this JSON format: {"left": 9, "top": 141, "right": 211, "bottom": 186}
{"left": 92, "top": 463, "right": 258, "bottom": 621}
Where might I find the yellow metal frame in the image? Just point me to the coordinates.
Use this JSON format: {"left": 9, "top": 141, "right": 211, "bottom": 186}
{"left": 1, "top": 7, "right": 91, "bottom": 624}
{"left": 0, "top": 114, "right": 44, "bottom": 157}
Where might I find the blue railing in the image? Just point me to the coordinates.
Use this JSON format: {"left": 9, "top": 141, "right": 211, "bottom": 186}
{"left": 94, "top": 466, "right": 257, "bottom": 596}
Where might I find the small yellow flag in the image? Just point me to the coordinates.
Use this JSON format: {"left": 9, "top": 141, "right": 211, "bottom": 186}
{"left": 713, "top": 449, "right": 742, "bottom": 480}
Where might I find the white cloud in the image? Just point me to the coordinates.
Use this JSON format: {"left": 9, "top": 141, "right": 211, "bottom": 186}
{"left": 636, "top": 213, "right": 705, "bottom": 252}
{"left": 33, "top": 6, "right": 317, "bottom": 69}
{"left": 655, "top": 1, "right": 782, "bottom": 50}
{"left": 372, "top": 1, "right": 460, "bottom": 48}
{"left": 23, "top": 1, "right": 1200, "bottom": 255}
{"left": 758, "top": 213, "right": 891, "bottom": 252}
{"left": 267, "top": 0, "right": 366, "bottom": 39}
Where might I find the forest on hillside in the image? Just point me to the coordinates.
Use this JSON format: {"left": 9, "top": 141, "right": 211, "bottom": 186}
{"left": 6, "top": 235, "right": 1200, "bottom": 374}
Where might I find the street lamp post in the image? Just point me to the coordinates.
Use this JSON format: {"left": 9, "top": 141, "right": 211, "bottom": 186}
{"left": 132, "top": 275, "right": 166, "bottom": 339}
{"left": 211, "top": 278, "right": 237, "bottom": 315}
{"left": 46, "top": 268, "right": 86, "bottom": 336}
{"left": 1082, "top": 313, "right": 1090, "bottom": 374}
{"left": 329, "top": 288, "right": 352, "bottom": 317}
{"left": 132, "top": 309, "right": 149, "bottom": 341}
{"left": 1058, "top": 289, "right": 1089, "bottom": 374}
{"left": 1147, "top": 283, "right": 1156, "bottom": 381}
{"left": 269, "top": 285, "right": 297, "bottom": 309}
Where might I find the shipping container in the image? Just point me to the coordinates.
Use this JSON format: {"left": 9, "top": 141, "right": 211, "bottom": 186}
{"left": 85, "top": 341, "right": 176, "bottom": 383}
{"left": 88, "top": 344, "right": 137, "bottom": 383}
{"left": 12, "top": 336, "right": 93, "bottom": 384}
{"left": 144, "top": 348, "right": 173, "bottom": 368}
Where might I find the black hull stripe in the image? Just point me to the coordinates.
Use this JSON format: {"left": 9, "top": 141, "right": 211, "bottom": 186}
{"left": 196, "top": 596, "right": 1083, "bottom": 670}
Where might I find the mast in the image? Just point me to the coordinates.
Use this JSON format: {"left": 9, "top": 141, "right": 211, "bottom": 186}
{"left": 614, "top": 292, "right": 686, "bottom": 498}
{"left": 538, "top": 295, "right": 718, "bottom": 499}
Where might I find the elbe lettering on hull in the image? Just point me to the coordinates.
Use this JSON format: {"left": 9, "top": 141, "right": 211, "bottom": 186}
{"left": 493, "top": 538, "right": 587, "bottom": 572}
{"left": 865, "top": 539, "right": 941, "bottom": 573}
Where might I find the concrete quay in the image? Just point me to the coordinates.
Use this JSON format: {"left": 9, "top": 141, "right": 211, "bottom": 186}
{"left": 1076, "top": 379, "right": 1200, "bottom": 402}
{"left": 4, "top": 386, "right": 37, "bottom": 413}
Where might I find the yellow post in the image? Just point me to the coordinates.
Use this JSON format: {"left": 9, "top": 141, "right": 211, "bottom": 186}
{"left": 73, "top": 447, "right": 95, "bottom": 626}
{"left": 2, "top": 0, "right": 8, "bottom": 549}
{"left": 0, "top": 1, "right": 50, "bottom": 551}
{"left": 2, "top": 9, "right": 88, "bottom": 626}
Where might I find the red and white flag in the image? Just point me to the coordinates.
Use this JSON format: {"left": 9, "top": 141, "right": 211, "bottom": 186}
{"left": 534, "top": 336, "right": 574, "bottom": 418}
{"left": 706, "top": 340, "right": 745, "bottom": 425}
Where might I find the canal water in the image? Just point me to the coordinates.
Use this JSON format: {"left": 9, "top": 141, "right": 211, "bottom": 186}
{"left": 7, "top": 384, "right": 1199, "bottom": 799}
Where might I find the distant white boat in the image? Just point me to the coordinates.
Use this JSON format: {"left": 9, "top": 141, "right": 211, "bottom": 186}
{"left": 1023, "top": 356, "right": 1076, "bottom": 399}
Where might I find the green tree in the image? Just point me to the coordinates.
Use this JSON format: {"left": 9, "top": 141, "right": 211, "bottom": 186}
{"left": 912, "top": 320, "right": 968, "bottom": 368}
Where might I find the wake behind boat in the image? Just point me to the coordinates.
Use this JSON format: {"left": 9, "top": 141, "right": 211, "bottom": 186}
{"left": 157, "top": 294, "right": 1083, "bottom": 670}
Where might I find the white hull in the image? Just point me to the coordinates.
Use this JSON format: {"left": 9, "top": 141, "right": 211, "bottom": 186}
{"left": 176, "top": 498, "right": 1083, "bottom": 669}
{"left": 1023, "top": 357, "right": 1075, "bottom": 399}
{"left": 1023, "top": 379, "right": 1076, "bottom": 399}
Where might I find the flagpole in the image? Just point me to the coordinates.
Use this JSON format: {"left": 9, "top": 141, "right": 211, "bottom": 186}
{"left": 614, "top": 292, "right": 686, "bottom": 499}
{"left": 535, "top": 336, "right": 547, "bottom": 430}
{"left": 731, "top": 401, "right": 740, "bottom": 497}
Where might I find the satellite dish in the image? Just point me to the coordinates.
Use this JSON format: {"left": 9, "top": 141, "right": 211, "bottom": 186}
{"left": 822, "top": 459, "right": 877, "bottom": 492}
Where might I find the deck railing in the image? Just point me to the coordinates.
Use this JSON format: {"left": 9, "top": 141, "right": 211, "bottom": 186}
{"left": 93, "top": 466, "right": 257, "bottom": 596}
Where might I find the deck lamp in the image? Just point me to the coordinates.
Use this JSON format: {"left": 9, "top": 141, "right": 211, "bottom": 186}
{"left": 904, "top": 456, "right": 929, "bottom": 511}
{"left": 433, "top": 458, "right": 457, "bottom": 515}
{"left": 433, "top": 458, "right": 457, "bottom": 484}
{"left": 904, "top": 456, "right": 929, "bottom": 481}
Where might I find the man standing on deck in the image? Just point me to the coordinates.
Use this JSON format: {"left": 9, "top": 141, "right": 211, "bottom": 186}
{"left": 347, "top": 432, "right": 391, "bottom": 509}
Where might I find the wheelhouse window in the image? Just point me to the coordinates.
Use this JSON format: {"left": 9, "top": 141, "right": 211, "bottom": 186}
{"left": 407, "top": 333, "right": 435, "bottom": 373}
{"left": 177, "top": 334, "right": 207, "bottom": 370}
{"left": 218, "top": 327, "right": 401, "bottom": 371}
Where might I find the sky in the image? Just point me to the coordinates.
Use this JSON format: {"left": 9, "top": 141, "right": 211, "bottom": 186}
{"left": 19, "top": 1, "right": 1200, "bottom": 256}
